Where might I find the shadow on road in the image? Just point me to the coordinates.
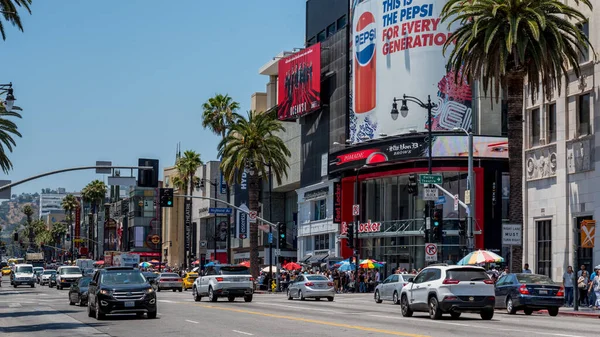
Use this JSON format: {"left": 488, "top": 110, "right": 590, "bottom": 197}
{"left": 0, "top": 291, "right": 39, "bottom": 296}
{"left": 0, "top": 322, "right": 106, "bottom": 333}
{"left": 0, "top": 310, "right": 79, "bottom": 319}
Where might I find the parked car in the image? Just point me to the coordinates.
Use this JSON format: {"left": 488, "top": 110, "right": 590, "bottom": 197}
{"left": 192, "top": 265, "right": 254, "bottom": 302}
{"left": 56, "top": 266, "right": 83, "bottom": 290}
{"left": 375, "top": 274, "right": 416, "bottom": 304}
{"left": 287, "top": 274, "right": 335, "bottom": 301}
{"left": 11, "top": 264, "right": 36, "bottom": 288}
{"left": 400, "top": 264, "right": 495, "bottom": 320}
{"left": 40, "top": 270, "right": 57, "bottom": 286}
{"left": 69, "top": 276, "right": 92, "bottom": 306}
{"left": 87, "top": 267, "right": 157, "bottom": 320}
{"left": 494, "top": 273, "right": 563, "bottom": 316}
{"left": 182, "top": 272, "right": 199, "bottom": 290}
{"left": 156, "top": 273, "right": 183, "bottom": 292}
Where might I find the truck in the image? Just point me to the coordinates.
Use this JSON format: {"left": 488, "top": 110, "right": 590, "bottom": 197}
{"left": 25, "top": 253, "right": 44, "bottom": 268}
{"left": 75, "top": 259, "right": 95, "bottom": 270}
{"left": 112, "top": 253, "right": 140, "bottom": 268}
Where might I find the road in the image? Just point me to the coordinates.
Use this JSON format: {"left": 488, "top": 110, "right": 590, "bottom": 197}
{"left": 0, "top": 283, "right": 597, "bottom": 337}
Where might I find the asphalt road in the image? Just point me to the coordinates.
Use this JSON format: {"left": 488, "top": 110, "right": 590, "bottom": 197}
{"left": 0, "top": 283, "right": 598, "bottom": 337}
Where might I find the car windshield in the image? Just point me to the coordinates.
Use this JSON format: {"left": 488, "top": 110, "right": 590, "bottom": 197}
{"left": 219, "top": 266, "right": 250, "bottom": 275}
{"left": 517, "top": 274, "right": 556, "bottom": 285}
{"left": 101, "top": 271, "right": 146, "bottom": 285}
{"left": 34, "top": 268, "right": 44, "bottom": 273}
{"left": 78, "top": 278, "right": 92, "bottom": 287}
{"left": 446, "top": 268, "right": 489, "bottom": 281}
{"left": 43, "top": 270, "right": 57, "bottom": 275}
{"left": 16, "top": 266, "right": 33, "bottom": 273}
{"left": 306, "top": 275, "right": 329, "bottom": 281}
{"left": 60, "top": 267, "right": 81, "bottom": 275}
{"left": 160, "top": 273, "right": 179, "bottom": 278}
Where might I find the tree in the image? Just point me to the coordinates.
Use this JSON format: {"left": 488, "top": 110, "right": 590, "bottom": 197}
{"left": 218, "top": 111, "right": 290, "bottom": 278}
{"left": 201, "top": 94, "right": 240, "bottom": 138}
{"left": 0, "top": 107, "right": 23, "bottom": 174}
{"left": 441, "top": 0, "right": 594, "bottom": 271}
{"left": 81, "top": 180, "right": 107, "bottom": 258}
{"left": 21, "top": 204, "right": 33, "bottom": 225}
{"left": 0, "top": 0, "right": 32, "bottom": 40}
{"left": 61, "top": 194, "right": 79, "bottom": 257}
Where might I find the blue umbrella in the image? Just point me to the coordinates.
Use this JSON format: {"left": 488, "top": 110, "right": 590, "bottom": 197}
{"left": 338, "top": 263, "right": 356, "bottom": 271}
{"left": 205, "top": 261, "right": 216, "bottom": 267}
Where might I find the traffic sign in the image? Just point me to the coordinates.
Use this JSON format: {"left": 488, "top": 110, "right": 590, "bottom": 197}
{"left": 454, "top": 194, "right": 459, "bottom": 211}
{"left": 274, "top": 249, "right": 281, "bottom": 256}
{"left": 435, "top": 195, "right": 446, "bottom": 205}
{"left": 249, "top": 210, "right": 258, "bottom": 223}
{"left": 419, "top": 174, "right": 443, "bottom": 185}
{"left": 423, "top": 188, "right": 438, "bottom": 201}
{"left": 268, "top": 232, "right": 273, "bottom": 244}
{"left": 464, "top": 190, "right": 471, "bottom": 205}
{"left": 425, "top": 243, "right": 438, "bottom": 262}
{"left": 352, "top": 204, "right": 360, "bottom": 216}
{"left": 209, "top": 207, "right": 233, "bottom": 215}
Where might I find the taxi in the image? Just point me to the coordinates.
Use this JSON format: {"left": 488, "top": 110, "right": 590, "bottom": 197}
{"left": 183, "top": 272, "right": 199, "bottom": 290}
{"left": 1, "top": 266, "right": 11, "bottom": 276}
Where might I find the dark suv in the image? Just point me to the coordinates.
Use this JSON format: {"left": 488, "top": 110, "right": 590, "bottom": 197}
{"left": 87, "top": 267, "right": 157, "bottom": 320}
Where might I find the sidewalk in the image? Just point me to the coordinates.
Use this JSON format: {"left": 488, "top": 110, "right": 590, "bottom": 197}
{"left": 535, "top": 307, "right": 600, "bottom": 318}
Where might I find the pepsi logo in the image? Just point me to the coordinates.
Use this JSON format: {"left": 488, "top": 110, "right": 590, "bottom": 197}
{"left": 366, "top": 152, "right": 388, "bottom": 164}
{"left": 354, "top": 11, "right": 376, "bottom": 66}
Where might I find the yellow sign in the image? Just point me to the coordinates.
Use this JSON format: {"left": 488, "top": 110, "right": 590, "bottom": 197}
{"left": 150, "top": 235, "right": 160, "bottom": 244}
{"left": 74, "top": 239, "right": 84, "bottom": 243}
{"left": 581, "top": 220, "right": 596, "bottom": 248}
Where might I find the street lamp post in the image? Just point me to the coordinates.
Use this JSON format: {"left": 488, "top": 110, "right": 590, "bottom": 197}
{"left": 267, "top": 164, "right": 274, "bottom": 288}
{"left": 454, "top": 127, "right": 475, "bottom": 252}
{"left": 0, "top": 83, "right": 16, "bottom": 112}
{"left": 353, "top": 164, "right": 370, "bottom": 291}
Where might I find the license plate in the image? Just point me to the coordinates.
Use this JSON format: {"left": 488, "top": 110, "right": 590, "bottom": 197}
{"left": 538, "top": 290, "right": 548, "bottom": 295}
{"left": 125, "top": 301, "right": 135, "bottom": 307}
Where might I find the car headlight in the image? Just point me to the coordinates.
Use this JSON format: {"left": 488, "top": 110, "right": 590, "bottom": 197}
{"left": 145, "top": 287, "right": 154, "bottom": 294}
{"left": 99, "top": 289, "right": 112, "bottom": 296}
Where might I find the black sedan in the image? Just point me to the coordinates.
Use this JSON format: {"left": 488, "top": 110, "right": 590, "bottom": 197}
{"left": 69, "top": 277, "right": 92, "bottom": 306}
{"left": 48, "top": 274, "right": 57, "bottom": 288}
{"left": 494, "top": 273, "right": 563, "bottom": 316}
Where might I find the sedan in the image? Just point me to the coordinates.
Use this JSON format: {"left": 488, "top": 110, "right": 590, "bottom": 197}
{"left": 69, "top": 277, "right": 92, "bottom": 306}
{"left": 494, "top": 273, "right": 564, "bottom": 316}
{"left": 156, "top": 273, "right": 183, "bottom": 292}
{"left": 375, "top": 274, "right": 415, "bottom": 304}
{"left": 287, "top": 274, "right": 335, "bottom": 301}
{"left": 40, "top": 270, "right": 57, "bottom": 286}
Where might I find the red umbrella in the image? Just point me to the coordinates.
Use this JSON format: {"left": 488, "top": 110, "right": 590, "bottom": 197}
{"left": 93, "top": 260, "right": 104, "bottom": 265}
{"left": 239, "top": 261, "right": 250, "bottom": 267}
{"left": 150, "top": 259, "right": 160, "bottom": 264}
{"left": 192, "top": 260, "right": 200, "bottom": 265}
{"left": 283, "top": 262, "right": 301, "bottom": 270}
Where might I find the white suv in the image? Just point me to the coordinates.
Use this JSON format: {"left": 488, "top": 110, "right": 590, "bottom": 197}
{"left": 400, "top": 264, "right": 495, "bottom": 320}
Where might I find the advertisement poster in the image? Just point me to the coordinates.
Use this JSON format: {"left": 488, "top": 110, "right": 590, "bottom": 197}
{"left": 333, "top": 182, "right": 342, "bottom": 224}
{"left": 349, "top": 0, "right": 471, "bottom": 142}
{"left": 184, "top": 198, "right": 192, "bottom": 251}
{"left": 277, "top": 43, "right": 321, "bottom": 120}
{"left": 234, "top": 168, "right": 250, "bottom": 239}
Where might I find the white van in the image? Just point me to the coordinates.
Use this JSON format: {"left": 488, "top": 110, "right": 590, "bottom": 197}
{"left": 11, "top": 264, "right": 36, "bottom": 288}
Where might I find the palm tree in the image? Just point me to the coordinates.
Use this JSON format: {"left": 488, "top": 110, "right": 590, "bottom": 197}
{"left": 0, "top": 107, "right": 22, "bottom": 174}
{"left": 50, "top": 222, "right": 67, "bottom": 261}
{"left": 218, "top": 111, "right": 291, "bottom": 278}
{"left": 21, "top": 204, "right": 33, "bottom": 249}
{"left": 61, "top": 194, "right": 79, "bottom": 258}
{"left": 174, "top": 150, "right": 202, "bottom": 268}
{"left": 201, "top": 94, "right": 240, "bottom": 138}
{"left": 81, "top": 180, "right": 107, "bottom": 259}
{"left": 441, "top": 0, "right": 594, "bottom": 271}
{"left": 0, "top": 0, "right": 32, "bottom": 40}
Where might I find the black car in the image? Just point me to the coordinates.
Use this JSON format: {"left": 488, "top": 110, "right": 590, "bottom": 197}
{"left": 494, "top": 273, "right": 564, "bottom": 316}
{"left": 87, "top": 267, "right": 157, "bottom": 320}
{"left": 69, "top": 277, "right": 92, "bottom": 306}
{"left": 48, "top": 273, "right": 57, "bottom": 288}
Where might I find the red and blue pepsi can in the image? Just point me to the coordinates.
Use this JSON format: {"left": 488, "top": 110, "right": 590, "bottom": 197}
{"left": 353, "top": 4, "right": 376, "bottom": 115}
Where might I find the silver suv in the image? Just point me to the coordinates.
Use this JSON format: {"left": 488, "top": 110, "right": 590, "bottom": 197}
{"left": 400, "top": 264, "right": 495, "bottom": 320}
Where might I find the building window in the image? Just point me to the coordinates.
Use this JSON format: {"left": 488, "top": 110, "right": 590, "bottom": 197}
{"left": 578, "top": 21, "right": 590, "bottom": 63}
{"left": 327, "top": 23, "right": 336, "bottom": 37}
{"left": 337, "top": 15, "right": 347, "bottom": 30}
{"left": 314, "top": 234, "right": 330, "bottom": 250}
{"left": 577, "top": 93, "right": 591, "bottom": 136}
{"left": 317, "top": 30, "right": 326, "bottom": 42}
{"left": 313, "top": 199, "right": 326, "bottom": 221}
{"left": 547, "top": 103, "right": 556, "bottom": 143}
{"left": 529, "top": 108, "right": 540, "bottom": 147}
{"left": 537, "top": 220, "right": 552, "bottom": 277}
{"left": 307, "top": 36, "right": 316, "bottom": 47}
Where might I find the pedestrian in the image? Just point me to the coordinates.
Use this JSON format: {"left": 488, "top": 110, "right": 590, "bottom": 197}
{"left": 589, "top": 266, "right": 599, "bottom": 308}
{"left": 522, "top": 263, "right": 532, "bottom": 274}
{"left": 578, "top": 264, "right": 587, "bottom": 278}
{"left": 588, "top": 270, "right": 600, "bottom": 310}
{"left": 578, "top": 270, "right": 589, "bottom": 306}
{"left": 563, "top": 266, "right": 575, "bottom": 307}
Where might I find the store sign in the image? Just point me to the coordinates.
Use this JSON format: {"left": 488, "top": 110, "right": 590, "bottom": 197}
{"left": 184, "top": 198, "right": 192, "bottom": 251}
{"left": 358, "top": 220, "right": 381, "bottom": 233}
{"left": 333, "top": 182, "right": 342, "bottom": 224}
{"left": 304, "top": 187, "right": 329, "bottom": 201}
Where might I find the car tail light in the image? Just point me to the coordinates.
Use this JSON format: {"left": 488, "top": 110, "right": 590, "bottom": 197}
{"left": 444, "top": 296, "right": 457, "bottom": 301}
{"left": 556, "top": 286, "right": 564, "bottom": 297}
{"left": 403, "top": 283, "right": 408, "bottom": 287}
{"left": 519, "top": 284, "right": 530, "bottom": 295}
{"left": 249, "top": 277, "right": 254, "bottom": 281}
{"left": 327, "top": 282, "right": 334, "bottom": 286}
{"left": 215, "top": 277, "right": 224, "bottom": 282}
{"left": 483, "top": 279, "right": 494, "bottom": 284}
{"left": 442, "top": 279, "right": 460, "bottom": 285}
{"left": 488, "top": 296, "right": 495, "bottom": 301}
{"left": 177, "top": 279, "right": 183, "bottom": 282}
{"left": 305, "top": 282, "right": 314, "bottom": 286}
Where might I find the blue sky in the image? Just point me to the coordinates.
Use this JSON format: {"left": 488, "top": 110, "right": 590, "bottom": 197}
{"left": 1, "top": 0, "right": 305, "bottom": 195}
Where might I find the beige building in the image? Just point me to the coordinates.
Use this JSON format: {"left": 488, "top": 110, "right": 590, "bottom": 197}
{"left": 161, "top": 166, "right": 186, "bottom": 268}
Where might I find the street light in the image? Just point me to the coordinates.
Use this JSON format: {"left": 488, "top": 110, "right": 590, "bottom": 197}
{"left": 0, "top": 83, "right": 16, "bottom": 112}
{"left": 453, "top": 127, "right": 475, "bottom": 253}
{"left": 200, "top": 178, "right": 219, "bottom": 265}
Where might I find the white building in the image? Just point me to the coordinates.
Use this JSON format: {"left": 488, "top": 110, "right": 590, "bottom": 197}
{"left": 39, "top": 188, "right": 80, "bottom": 218}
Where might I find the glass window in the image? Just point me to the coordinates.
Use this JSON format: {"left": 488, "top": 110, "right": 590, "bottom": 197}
{"left": 314, "top": 234, "right": 330, "bottom": 250}
{"left": 530, "top": 108, "right": 540, "bottom": 147}
{"left": 317, "top": 30, "right": 326, "bottom": 42}
{"left": 578, "top": 21, "right": 590, "bottom": 63}
{"left": 516, "top": 274, "right": 556, "bottom": 285}
{"left": 337, "top": 15, "right": 347, "bottom": 29}
{"left": 578, "top": 93, "right": 591, "bottom": 136}
{"left": 307, "top": 36, "right": 317, "bottom": 47}
{"left": 547, "top": 103, "right": 556, "bottom": 143}
{"left": 446, "top": 268, "right": 489, "bottom": 281}
{"left": 327, "top": 23, "right": 336, "bottom": 37}
{"left": 537, "top": 220, "right": 552, "bottom": 277}
{"left": 313, "top": 199, "right": 326, "bottom": 221}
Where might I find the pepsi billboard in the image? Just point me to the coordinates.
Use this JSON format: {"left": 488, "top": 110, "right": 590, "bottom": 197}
{"left": 349, "top": 0, "right": 471, "bottom": 142}
{"left": 277, "top": 43, "right": 322, "bottom": 120}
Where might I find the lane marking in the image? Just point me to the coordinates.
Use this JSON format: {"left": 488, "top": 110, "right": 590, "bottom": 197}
{"left": 186, "top": 303, "right": 429, "bottom": 337}
{"left": 8, "top": 303, "right": 22, "bottom": 308}
{"left": 254, "top": 302, "right": 339, "bottom": 313}
{"left": 185, "top": 319, "right": 199, "bottom": 324}
{"left": 158, "top": 300, "right": 176, "bottom": 303}
{"left": 232, "top": 330, "right": 254, "bottom": 336}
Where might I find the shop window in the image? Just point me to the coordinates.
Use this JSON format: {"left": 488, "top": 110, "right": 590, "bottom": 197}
{"left": 314, "top": 234, "right": 330, "bottom": 250}
{"left": 578, "top": 21, "right": 590, "bottom": 63}
{"left": 337, "top": 15, "right": 347, "bottom": 30}
{"left": 577, "top": 93, "right": 591, "bottom": 136}
{"left": 536, "top": 220, "right": 552, "bottom": 277}
{"left": 317, "top": 30, "right": 326, "bottom": 42}
{"left": 529, "top": 108, "right": 540, "bottom": 147}
{"left": 327, "top": 23, "right": 336, "bottom": 37}
{"left": 313, "top": 199, "right": 326, "bottom": 221}
{"left": 547, "top": 103, "right": 556, "bottom": 143}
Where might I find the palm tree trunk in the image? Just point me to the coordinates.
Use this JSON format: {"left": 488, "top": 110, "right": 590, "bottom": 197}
{"left": 506, "top": 74, "right": 525, "bottom": 273}
{"left": 248, "top": 171, "right": 260, "bottom": 279}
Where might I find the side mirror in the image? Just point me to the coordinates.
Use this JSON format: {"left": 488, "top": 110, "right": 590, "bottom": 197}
{"left": 89, "top": 281, "right": 97, "bottom": 286}
{"left": 407, "top": 277, "right": 414, "bottom": 283}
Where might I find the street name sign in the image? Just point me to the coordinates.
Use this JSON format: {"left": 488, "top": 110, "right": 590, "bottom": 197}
{"left": 209, "top": 207, "right": 233, "bottom": 215}
{"left": 419, "top": 174, "right": 443, "bottom": 185}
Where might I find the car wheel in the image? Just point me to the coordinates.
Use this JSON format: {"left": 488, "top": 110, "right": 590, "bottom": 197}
{"left": 172, "top": 289, "right": 176, "bottom": 292}
{"left": 147, "top": 311, "right": 157, "bottom": 319}
{"left": 95, "top": 301, "right": 105, "bottom": 320}
{"left": 87, "top": 301, "right": 94, "bottom": 317}
{"left": 193, "top": 287, "right": 202, "bottom": 302}
{"left": 315, "top": 297, "right": 321, "bottom": 301}
{"left": 327, "top": 297, "right": 334, "bottom": 302}
{"left": 374, "top": 290, "right": 383, "bottom": 303}
{"left": 300, "top": 291, "right": 306, "bottom": 301}
{"left": 57, "top": 285, "right": 61, "bottom": 290}
{"left": 428, "top": 296, "right": 442, "bottom": 320}
{"left": 228, "top": 296, "right": 235, "bottom": 302}
{"left": 480, "top": 309, "right": 494, "bottom": 320}
{"left": 31, "top": 284, "right": 34, "bottom": 288}
{"left": 69, "top": 296, "right": 74, "bottom": 305}
{"left": 401, "top": 295, "right": 413, "bottom": 317}
{"left": 524, "top": 308, "right": 533, "bottom": 315}
{"left": 548, "top": 307, "right": 559, "bottom": 316}
{"left": 506, "top": 297, "right": 517, "bottom": 315}
{"left": 208, "top": 287, "right": 218, "bottom": 302}
{"left": 287, "top": 289, "right": 293, "bottom": 300}
{"left": 393, "top": 291, "right": 400, "bottom": 305}
{"left": 244, "top": 295, "right": 252, "bottom": 302}
{"left": 184, "top": 287, "right": 187, "bottom": 291}
{"left": 450, "top": 312, "right": 461, "bottom": 319}
{"left": 178, "top": 288, "right": 182, "bottom": 292}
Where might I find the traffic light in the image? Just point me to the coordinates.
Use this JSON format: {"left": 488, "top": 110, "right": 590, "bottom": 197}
{"left": 432, "top": 209, "right": 443, "bottom": 242}
{"left": 407, "top": 174, "right": 418, "bottom": 196}
{"left": 347, "top": 224, "right": 354, "bottom": 248}
{"left": 159, "top": 188, "right": 174, "bottom": 207}
{"left": 278, "top": 222, "right": 287, "bottom": 248}
{"left": 458, "top": 222, "right": 466, "bottom": 238}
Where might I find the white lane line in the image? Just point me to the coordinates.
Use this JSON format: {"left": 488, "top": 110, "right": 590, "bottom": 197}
{"left": 8, "top": 303, "right": 22, "bottom": 308}
{"left": 185, "top": 319, "right": 199, "bottom": 324}
{"left": 254, "top": 302, "right": 339, "bottom": 313}
{"left": 232, "top": 330, "right": 254, "bottom": 336}
{"left": 157, "top": 300, "right": 176, "bottom": 303}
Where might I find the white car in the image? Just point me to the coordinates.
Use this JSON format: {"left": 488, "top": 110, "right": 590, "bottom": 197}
{"left": 40, "top": 269, "right": 57, "bottom": 285}
{"left": 374, "top": 274, "right": 416, "bottom": 304}
{"left": 56, "top": 266, "right": 83, "bottom": 290}
{"left": 11, "top": 264, "right": 36, "bottom": 288}
{"left": 400, "top": 264, "right": 495, "bottom": 320}
{"left": 192, "top": 265, "right": 254, "bottom": 302}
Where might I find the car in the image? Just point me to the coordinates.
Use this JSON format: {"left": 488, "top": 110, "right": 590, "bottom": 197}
{"left": 87, "top": 267, "right": 157, "bottom": 320}
{"left": 83, "top": 268, "right": 95, "bottom": 277}
{"left": 182, "top": 272, "right": 199, "bottom": 290}
{"left": 56, "top": 266, "right": 83, "bottom": 290}
{"left": 287, "top": 274, "right": 335, "bottom": 301}
{"left": 375, "top": 274, "right": 416, "bottom": 304}
{"left": 142, "top": 272, "right": 159, "bottom": 290}
{"left": 156, "top": 272, "right": 183, "bottom": 292}
{"left": 400, "top": 264, "right": 495, "bottom": 320}
{"left": 69, "top": 276, "right": 92, "bottom": 307}
{"left": 1, "top": 266, "right": 11, "bottom": 276}
{"left": 11, "top": 264, "right": 36, "bottom": 288}
{"left": 33, "top": 267, "right": 44, "bottom": 283}
{"left": 40, "top": 270, "right": 57, "bottom": 286}
{"left": 494, "top": 273, "right": 563, "bottom": 316}
{"left": 192, "top": 265, "right": 254, "bottom": 302}
{"left": 48, "top": 273, "right": 57, "bottom": 288}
